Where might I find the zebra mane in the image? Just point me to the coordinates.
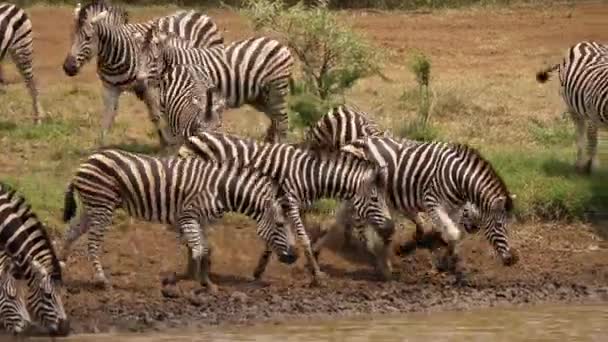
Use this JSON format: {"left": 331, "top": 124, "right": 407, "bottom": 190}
{"left": 76, "top": 0, "right": 129, "bottom": 29}
{"left": 448, "top": 143, "right": 514, "bottom": 212}
{"left": 0, "top": 182, "right": 63, "bottom": 283}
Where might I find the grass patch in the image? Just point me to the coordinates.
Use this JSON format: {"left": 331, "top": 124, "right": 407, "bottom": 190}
{"left": 527, "top": 116, "right": 574, "bottom": 147}
{"left": 484, "top": 146, "right": 608, "bottom": 221}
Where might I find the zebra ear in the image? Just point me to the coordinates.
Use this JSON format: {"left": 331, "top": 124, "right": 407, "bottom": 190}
{"left": 134, "top": 32, "right": 144, "bottom": 43}
{"left": 74, "top": 2, "right": 82, "bottom": 19}
{"left": 90, "top": 10, "right": 108, "bottom": 24}
{"left": 30, "top": 259, "right": 48, "bottom": 280}
{"left": 340, "top": 138, "right": 387, "bottom": 168}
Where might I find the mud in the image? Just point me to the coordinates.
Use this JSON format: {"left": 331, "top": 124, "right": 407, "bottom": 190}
{"left": 30, "top": 217, "right": 608, "bottom": 335}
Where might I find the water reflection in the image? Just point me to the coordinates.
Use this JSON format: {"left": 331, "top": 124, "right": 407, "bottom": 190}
{"left": 38, "top": 304, "right": 608, "bottom": 342}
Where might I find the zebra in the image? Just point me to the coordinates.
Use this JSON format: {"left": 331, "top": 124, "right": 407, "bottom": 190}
{"left": 334, "top": 136, "right": 518, "bottom": 281}
{"left": 133, "top": 25, "right": 294, "bottom": 143}
{"left": 536, "top": 40, "right": 608, "bottom": 174}
{"left": 156, "top": 64, "right": 228, "bottom": 144}
{"left": 61, "top": 149, "right": 298, "bottom": 292}
{"left": 62, "top": 0, "right": 225, "bottom": 146}
{"left": 305, "top": 106, "right": 484, "bottom": 255}
{"left": 178, "top": 131, "right": 396, "bottom": 285}
{"left": 0, "top": 2, "right": 44, "bottom": 124}
{"left": 0, "top": 182, "right": 69, "bottom": 336}
{"left": 0, "top": 252, "right": 31, "bottom": 335}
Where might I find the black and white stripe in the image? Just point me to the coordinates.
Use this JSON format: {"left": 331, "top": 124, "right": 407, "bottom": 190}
{"left": 179, "top": 131, "right": 395, "bottom": 285}
{"left": 306, "top": 106, "right": 483, "bottom": 262}
{"left": 339, "top": 137, "right": 517, "bottom": 274}
{"left": 157, "top": 64, "right": 227, "bottom": 144}
{"left": 135, "top": 27, "right": 294, "bottom": 143}
{"left": 0, "top": 251, "right": 30, "bottom": 335}
{"left": 61, "top": 149, "right": 298, "bottom": 292}
{"left": 0, "top": 2, "right": 44, "bottom": 123}
{"left": 536, "top": 40, "right": 608, "bottom": 174}
{"left": 0, "top": 182, "right": 69, "bottom": 336}
{"left": 62, "top": 0, "right": 224, "bottom": 146}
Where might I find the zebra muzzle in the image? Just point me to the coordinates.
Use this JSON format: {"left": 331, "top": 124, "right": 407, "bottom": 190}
{"left": 277, "top": 247, "right": 298, "bottom": 265}
{"left": 62, "top": 56, "right": 79, "bottom": 77}
{"left": 501, "top": 248, "right": 519, "bottom": 267}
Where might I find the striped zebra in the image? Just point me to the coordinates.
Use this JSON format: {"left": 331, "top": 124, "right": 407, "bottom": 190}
{"left": 62, "top": 0, "right": 224, "bottom": 146}
{"left": 156, "top": 64, "right": 227, "bottom": 144}
{"left": 536, "top": 41, "right": 608, "bottom": 174}
{"left": 178, "top": 131, "right": 395, "bottom": 285}
{"left": 0, "top": 2, "right": 44, "bottom": 124}
{"left": 306, "top": 105, "right": 483, "bottom": 246}
{"left": 0, "top": 252, "right": 31, "bottom": 335}
{"left": 134, "top": 26, "right": 294, "bottom": 143}
{"left": 336, "top": 136, "right": 518, "bottom": 280}
{"left": 0, "top": 182, "right": 69, "bottom": 336}
{"left": 61, "top": 149, "right": 298, "bottom": 292}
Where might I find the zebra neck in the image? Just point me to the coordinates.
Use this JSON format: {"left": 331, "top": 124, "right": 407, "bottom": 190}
{"left": 97, "top": 25, "right": 134, "bottom": 73}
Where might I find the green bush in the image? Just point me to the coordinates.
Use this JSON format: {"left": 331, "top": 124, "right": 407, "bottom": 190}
{"left": 241, "top": 0, "right": 384, "bottom": 130}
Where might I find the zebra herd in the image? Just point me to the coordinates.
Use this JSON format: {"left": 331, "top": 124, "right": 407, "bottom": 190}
{"left": 0, "top": 0, "right": 604, "bottom": 337}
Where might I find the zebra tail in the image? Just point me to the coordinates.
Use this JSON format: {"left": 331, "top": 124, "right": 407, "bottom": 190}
{"left": 536, "top": 63, "right": 559, "bottom": 83}
{"left": 63, "top": 183, "right": 77, "bottom": 223}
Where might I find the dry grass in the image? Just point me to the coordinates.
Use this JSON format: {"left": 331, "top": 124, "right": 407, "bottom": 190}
{"left": 0, "top": 3, "right": 607, "bottom": 234}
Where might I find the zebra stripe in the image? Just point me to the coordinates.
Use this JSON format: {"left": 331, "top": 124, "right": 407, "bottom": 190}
{"left": 157, "top": 64, "right": 227, "bottom": 143}
{"left": 340, "top": 137, "right": 517, "bottom": 274}
{"left": 0, "top": 182, "right": 68, "bottom": 336}
{"left": 62, "top": 1, "right": 224, "bottom": 146}
{"left": 0, "top": 251, "right": 30, "bottom": 335}
{"left": 306, "top": 106, "right": 482, "bottom": 228}
{"left": 179, "top": 131, "right": 395, "bottom": 285}
{"left": 536, "top": 41, "right": 608, "bottom": 174}
{"left": 61, "top": 149, "right": 297, "bottom": 292}
{"left": 0, "top": 2, "right": 43, "bottom": 123}
{"left": 135, "top": 28, "right": 294, "bottom": 143}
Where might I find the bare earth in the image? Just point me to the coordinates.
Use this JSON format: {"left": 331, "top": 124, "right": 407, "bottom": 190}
{"left": 1, "top": 2, "right": 608, "bottom": 336}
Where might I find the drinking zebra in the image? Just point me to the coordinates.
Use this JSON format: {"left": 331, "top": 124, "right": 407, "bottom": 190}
{"left": 0, "top": 2, "right": 44, "bottom": 123}
{"left": 536, "top": 41, "right": 608, "bottom": 174}
{"left": 0, "top": 252, "right": 31, "bottom": 335}
{"left": 62, "top": 0, "right": 224, "bottom": 146}
{"left": 0, "top": 182, "right": 69, "bottom": 336}
{"left": 178, "top": 131, "right": 395, "bottom": 285}
{"left": 134, "top": 26, "right": 294, "bottom": 143}
{"left": 61, "top": 149, "right": 298, "bottom": 292}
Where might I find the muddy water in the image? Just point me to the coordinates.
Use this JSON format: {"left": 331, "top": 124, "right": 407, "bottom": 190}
{"left": 44, "top": 304, "right": 608, "bottom": 341}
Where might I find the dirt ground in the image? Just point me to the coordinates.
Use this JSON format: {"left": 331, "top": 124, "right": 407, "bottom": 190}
{"left": 1, "top": 2, "right": 608, "bottom": 336}
{"left": 53, "top": 217, "right": 608, "bottom": 334}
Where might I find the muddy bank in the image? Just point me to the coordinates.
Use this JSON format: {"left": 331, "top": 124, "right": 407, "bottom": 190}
{"left": 37, "top": 218, "right": 607, "bottom": 335}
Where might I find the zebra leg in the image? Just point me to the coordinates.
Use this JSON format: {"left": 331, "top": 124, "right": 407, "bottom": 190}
{"left": 10, "top": 48, "right": 43, "bottom": 124}
{"left": 427, "top": 205, "right": 468, "bottom": 282}
{"left": 570, "top": 112, "right": 588, "bottom": 173}
{"left": 285, "top": 204, "right": 327, "bottom": 285}
{"left": 253, "top": 246, "right": 272, "bottom": 280}
{"left": 140, "top": 87, "right": 175, "bottom": 148}
{"left": 85, "top": 209, "right": 114, "bottom": 288}
{"left": 586, "top": 123, "right": 600, "bottom": 174}
{"left": 99, "top": 85, "right": 122, "bottom": 146}
{"left": 258, "top": 83, "right": 289, "bottom": 143}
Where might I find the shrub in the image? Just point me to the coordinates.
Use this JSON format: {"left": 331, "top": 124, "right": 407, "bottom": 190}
{"left": 240, "top": 0, "right": 385, "bottom": 130}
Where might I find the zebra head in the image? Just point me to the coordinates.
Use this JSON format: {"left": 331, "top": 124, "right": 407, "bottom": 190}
{"left": 133, "top": 24, "right": 165, "bottom": 96}
{"left": 0, "top": 260, "right": 31, "bottom": 335}
{"left": 349, "top": 165, "right": 395, "bottom": 243}
{"left": 63, "top": 1, "right": 127, "bottom": 77}
{"left": 26, "top": 260, "right": 69, "bottom": 336}
{"left": 478, "top": 194, "right": 518, "bottom": 267}
{"left": 187, "top": 67, "right": 226, "bottom": 134}
{"left": 260, "top": 198, "right": 299, "bottom": 265}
